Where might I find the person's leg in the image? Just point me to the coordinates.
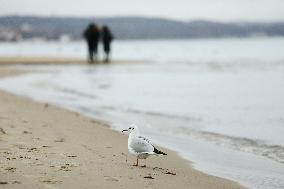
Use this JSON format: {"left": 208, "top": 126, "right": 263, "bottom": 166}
{"left": 105, "top": 52, "right": 109, "bottom": 63}
{"left": 88, "top": 42, "right": 94, "bottom": 63}
{"left": 89, "top": 49, "right": 94, "bottom": 63}
{"left": 104, "top": 43, "right": 110, "bottom": 63}
{"left": 93, "top": 42, "right": 99, "bottom": 63}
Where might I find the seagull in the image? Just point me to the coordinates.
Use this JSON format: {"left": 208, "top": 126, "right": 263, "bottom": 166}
{"left": 122, "top": 124, "right": 167, "bottom": 167}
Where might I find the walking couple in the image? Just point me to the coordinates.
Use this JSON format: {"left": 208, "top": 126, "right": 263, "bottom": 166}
{"left": 83, "top": 23, "right": 113, "bottom": 64}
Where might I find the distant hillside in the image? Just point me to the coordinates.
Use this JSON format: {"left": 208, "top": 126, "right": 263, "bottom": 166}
{"left": 0, "top": 16, "right": 284, "bottom": 40}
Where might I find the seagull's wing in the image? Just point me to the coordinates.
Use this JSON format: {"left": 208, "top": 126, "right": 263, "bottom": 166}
{"left": 129, "top": 135, "right": 154, "bottom": 153}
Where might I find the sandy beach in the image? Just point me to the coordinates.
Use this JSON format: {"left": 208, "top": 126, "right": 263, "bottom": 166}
{"left": 0, "top": 56, "right": 148, "bottom": 65}
{"left": 0, "top": 65, "right": 245, "bottom": 189}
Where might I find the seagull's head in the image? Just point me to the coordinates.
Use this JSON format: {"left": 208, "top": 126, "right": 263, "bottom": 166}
{"left": 122, "top": 124, "right": 139, "bottom": 133}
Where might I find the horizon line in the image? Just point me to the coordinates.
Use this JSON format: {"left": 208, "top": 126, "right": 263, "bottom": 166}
{"left": 1, "top": 14, "right": 284, "bottom": 23}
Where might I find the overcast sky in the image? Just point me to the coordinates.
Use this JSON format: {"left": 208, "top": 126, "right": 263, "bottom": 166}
{"left": 1, "top": 0, "right": 284, "bottom": 22}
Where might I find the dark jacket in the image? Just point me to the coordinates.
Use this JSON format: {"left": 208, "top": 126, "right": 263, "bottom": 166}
{"left": 101, "top": 26, "right": 113, "bottom": 52}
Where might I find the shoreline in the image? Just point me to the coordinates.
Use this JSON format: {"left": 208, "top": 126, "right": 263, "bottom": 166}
{"left": 0, "top": 56, "right": 150, "bottom": 65}
{"left": 0, "top": 66, "right": 245, "bottom": 188}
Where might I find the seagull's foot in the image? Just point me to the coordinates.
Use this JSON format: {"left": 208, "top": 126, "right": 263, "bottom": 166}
{"left": 133, "top": 159, "right": 139, "bottom": 166}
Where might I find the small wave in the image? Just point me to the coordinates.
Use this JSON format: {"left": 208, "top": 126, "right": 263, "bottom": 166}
{"left": 100, "top": 106, "right": 203, "bottom": 123}
{"left": 173, "top": 126, "right": 284, "bottom": 164}
{"left": 174, "top": 59, "right": 284, "bottom": 71}
{"left": 99, "top": 105, "right": 284, "bottom": 164}
{"left": 126, "top": 108, "right": 203, "bottom": 122}
{"left": 52, "top": 86, "right": 98, "bottom": 99}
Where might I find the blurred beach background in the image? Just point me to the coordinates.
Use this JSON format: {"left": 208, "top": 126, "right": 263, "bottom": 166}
{"left": 0, "top": 1, "right": 284, "bottom": 189}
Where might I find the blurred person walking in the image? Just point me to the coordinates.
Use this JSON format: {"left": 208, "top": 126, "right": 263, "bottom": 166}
{"left": 83, "top": 23, "right": 100, "bottom": 63}
{"left": 101, "top": 25, "right": 114, "bottom": 63}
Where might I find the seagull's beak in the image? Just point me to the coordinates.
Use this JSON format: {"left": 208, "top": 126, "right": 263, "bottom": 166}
{"left": 122, "top": 129, "right": 128, "bottom": 133}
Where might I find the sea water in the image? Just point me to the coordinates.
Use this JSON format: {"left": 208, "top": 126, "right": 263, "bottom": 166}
{"left": 0, "top": 38, "right": 284, "bottom": 189}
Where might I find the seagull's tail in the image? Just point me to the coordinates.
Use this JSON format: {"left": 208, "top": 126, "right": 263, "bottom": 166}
{"left": 154, "top": 147, "right": 167, "bottom": 155}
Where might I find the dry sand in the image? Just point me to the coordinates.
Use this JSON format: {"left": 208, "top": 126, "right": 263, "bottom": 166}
{"left": 0, "top": 56, "right": 148, "bottom": 65}
{"left": 0, "top": 66, "right": 246, "bottom": 189}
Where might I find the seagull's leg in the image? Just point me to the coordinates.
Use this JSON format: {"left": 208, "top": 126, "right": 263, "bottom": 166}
{"left": 133, "top": 158, "right": 138, "bottom": 166}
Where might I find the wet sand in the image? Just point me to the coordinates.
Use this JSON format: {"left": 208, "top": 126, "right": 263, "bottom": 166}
{"left": 0, "top": 66, "right": 245, "bottom": 189}
{"left": 0, "top": 56, "right": 148, "bottom": 65}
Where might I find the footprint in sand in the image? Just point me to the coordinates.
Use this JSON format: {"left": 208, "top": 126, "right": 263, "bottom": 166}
{"left": 59, "top": 165, "right": 72, "bottom": 171}
{"left": 19, "top": 155, "right": 31, "bottom": 159}
{"left": 27, "top": 147, "right": 39, "bottom": 152}
{"left": 66, "top": 155, "right": 77, "bottom": 158}
{"left": 165, "top": 170, "right": 177, "bottom": 175}
{"left": 44, "top": 103, "right": 49, "bottom": 108}
{"left": 144, "top": 175, "right": 155, "bottom": 179}
{"left": 11, "top": 181, "right": 21, "bottom": 184}
{"left": 0, "top": 128, "right": 6, "bottom": 134}
{"left": 54, "top": 137, "right": 65, "bottom": 143}
{"left": 5, "top": 167, "right": 16, "bottom": 172}
{"left": 3, "top": 151, "right": 12, "bottom": 155}
{"left": 58, "top": 163, "right": 77, "bottom": 171}
{"left": 13, "top": 143, "right": 27, "bottom": 149}
{"left": 104, "top": 176, "right": 119, "bottom": 182}
{"left": 153, "top": 167, "right": 165, "bottom": 171}
{"left": 153, "top": 167, "right": 177, "bottom": 175}
{"left": 23, "top": 131, "right": 32, "bottom": 134}
{"left": 22, "top": 120, "right": 28, "bottom": 123}
{"left": 40, "top": 178, "right": 62, "bottom": 184}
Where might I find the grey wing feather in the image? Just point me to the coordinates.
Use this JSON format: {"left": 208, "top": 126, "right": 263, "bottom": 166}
{"left": 138, "top": 136, "right": 152, "bottom": 143}
{"left": 129, "top": 136, "right": 154, "bottom": 153}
